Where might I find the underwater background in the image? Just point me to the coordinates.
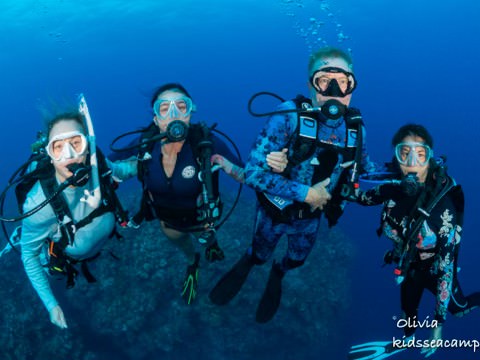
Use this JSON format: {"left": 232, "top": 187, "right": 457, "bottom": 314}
{"left": 0, "top": 0, "right": 479, "bottom": 359}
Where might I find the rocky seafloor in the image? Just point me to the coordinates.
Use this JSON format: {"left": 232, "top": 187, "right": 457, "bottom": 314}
{"left": 0, "top": 189, "right": 354, "bottom": 360}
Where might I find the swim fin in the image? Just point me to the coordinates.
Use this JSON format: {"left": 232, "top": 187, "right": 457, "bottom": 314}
{"left": 205, "top": 240, "right": 225, "bottom": 263}
{"left": 255, "top": 261, "right": 284, "bottom": 323}
{"left": 181, "top": 252, "right": 200, "bottom": 305}
{"left": 348, "top": 341, "right": 407, "bottom": 360}
{"left": 209, "top": 253, "right": 254, "bottom": 305}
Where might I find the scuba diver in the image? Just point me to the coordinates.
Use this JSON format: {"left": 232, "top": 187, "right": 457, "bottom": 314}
{"left": 350, "top": 124, "right": 480, "bottom": 359}
{"left": 209, "top": 47, "right": 381, "bottom": 323}
{"left": 108, "top": 83, "right": 286, "bottom": 305}
{"left": 3, "top": 95, "right": 127, "bottom": 329}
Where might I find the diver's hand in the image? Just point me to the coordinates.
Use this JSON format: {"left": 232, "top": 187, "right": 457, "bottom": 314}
{"left": 49, "top": 305, "right": 68, "bottom": 329}
{"left": 80, "top": 189, "right": 101, "bottom": 209}
{"left": 305, "top": 178, "right": 331, "bottom": 211}
{"left": 211, "top": 154, "right": 233, "bottom": 174}
{"left": 420, "top": 324, "right": 442, "bottom": 358}
{"left": 266, "top": 148, "right": 288, "bottom": 173}
{"left": 211, "top": 154, "right": 245, "bottom": 183}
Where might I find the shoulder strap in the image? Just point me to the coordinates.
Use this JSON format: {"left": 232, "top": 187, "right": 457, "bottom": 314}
{"left": 15, "top": 156, "right": 54, "bottom": 213}
{"left": 40, "top": 175, "right": 75, "bottom": 250}
{"left": 189, "top": 122, "right": 223, "bottom": 228}
{"left": 139, "top": 122, "right": 158, "bottom": 156}
{"left": 292, "top": 94, "right": 312, "bottom": 109}
{"left": 40, "top": 176, "right": 73, "bottom": 223}
{"left": 313, "top": 108, "right": 365, "bottom": 221}
{"left": 189, "top": 123, "right": 217, "bottom": 198}
{"left": 345, "top": 108, "right": 364, "bottom": 183}
{"left": 344, "top": 107, "right": 363, "bottom": 126}
{"left": 87, "top": 147, "right": 128, "bottom": 226}
{"left": 95, "top": 147, "right": 111, "bottom": 177}
{"left": 448, "top": 183, "right": 464, "bottom": 276}
{"left": 283, "top": 96, "right": 317, "bottom": 173}
{"left": 187, "top": 122, "right": 211, "bottom": 161}
{"left": 137, "top": 123, "right": 159, "bottom": 182}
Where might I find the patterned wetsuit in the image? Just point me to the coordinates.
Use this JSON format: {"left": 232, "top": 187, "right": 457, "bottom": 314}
{"left": 244, "top": 100, "right": 377, "bottom": 270}
{"left": 358, "top": 182, "right": 480, "bottom": 335}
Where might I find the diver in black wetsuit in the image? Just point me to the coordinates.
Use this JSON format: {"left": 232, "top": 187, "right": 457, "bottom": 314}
{"left": 108, "top": 83, "right": 287, "bottom": 305}
{"left": 108, "top": 83, "right": 243, "bottom": 304}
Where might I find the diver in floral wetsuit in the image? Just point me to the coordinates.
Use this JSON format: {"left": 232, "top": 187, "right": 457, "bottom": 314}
{"left": 210, "top": 47, "right": 380, "bottom": 323}
{"left": 356, "top": 123, "right": 480, "bottom": 358}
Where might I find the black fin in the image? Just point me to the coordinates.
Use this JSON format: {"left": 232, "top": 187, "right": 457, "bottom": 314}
{"left": 209, "top": 254, "right": 254, "bottom": 305}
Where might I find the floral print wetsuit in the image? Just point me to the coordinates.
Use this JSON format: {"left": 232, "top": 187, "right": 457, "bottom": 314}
{"left": 358, "top": 182, "right": 459, "bottom": 331}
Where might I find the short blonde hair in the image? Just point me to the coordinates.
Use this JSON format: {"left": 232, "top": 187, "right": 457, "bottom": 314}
{"left": 308, "top": 47, "right": 353, "bottom": 75}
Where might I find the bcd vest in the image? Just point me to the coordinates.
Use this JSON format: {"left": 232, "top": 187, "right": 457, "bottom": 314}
{"left": 256, "top": 95, "right": 364, "bottom": 226}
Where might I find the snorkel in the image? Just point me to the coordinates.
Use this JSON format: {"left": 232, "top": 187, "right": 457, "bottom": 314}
{"left": 78, "top": 94, "right": 102, "bottom": 209}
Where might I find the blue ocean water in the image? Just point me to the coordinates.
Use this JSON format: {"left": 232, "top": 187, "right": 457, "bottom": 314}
{"left": 1, "top": 0, "right": 479, "bottom": 359}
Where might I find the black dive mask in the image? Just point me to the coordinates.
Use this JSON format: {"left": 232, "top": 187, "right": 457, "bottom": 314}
{"left": 323, "top": 78, "right": 344, "bottom": 97}
{"left": 161, "top": 120, "right": 189, "bottom": 143}
{"left": 320, "top": 99, "right": 347, "bottom": 120}
{"left": 66, "top": 163, "right": 90, "bottom": 187}
{"left": 310, "top": 67, "right": 357, "bottom": 97}
{"left": 401, "top": 172, "right": 420, "bottom": 196}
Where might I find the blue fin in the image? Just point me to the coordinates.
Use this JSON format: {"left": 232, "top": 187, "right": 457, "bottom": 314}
{"left": 348, "top": 341, "right": 407, "bottom": 360}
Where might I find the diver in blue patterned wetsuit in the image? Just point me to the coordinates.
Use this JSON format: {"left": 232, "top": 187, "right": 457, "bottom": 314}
{"left": 354, "top": 124, "right": 480, "bottom": 358}
{"left": 210, "top": 47, "right": 380, "bottom": 323}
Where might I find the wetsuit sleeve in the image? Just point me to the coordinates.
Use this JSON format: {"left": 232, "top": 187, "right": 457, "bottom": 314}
{"left": 20, "top": 183, "right": 59, "bottom": 312}
{"left": 106, "top": 133, "right": 141, "bottom": 180}
{"left": 106, "top": 157, "right": 138, "bottom": 181}
{"left": 244, "top": 102, "right": 310, "bottom": 202}
{"left": 429, "top": 196, "right": 457, "bottom": 323}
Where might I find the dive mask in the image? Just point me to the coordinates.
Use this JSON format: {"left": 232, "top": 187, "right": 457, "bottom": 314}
{"left": 395, "top": 142, "right": 433, "bottom": 167}
{"left": 310, "top": 66, "right": 357, "bottom": 97}
{"left": 46, "top": 131, "right": 88, "bottom": 162}
{"left": 153, "top": 96, "right": 194, "bottom": 120}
